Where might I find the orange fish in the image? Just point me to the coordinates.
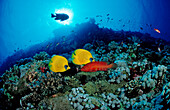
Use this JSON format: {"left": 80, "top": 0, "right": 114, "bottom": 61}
{"left": 81, "top": 61, "right": 117, "bottom": 72}
{"left": 154, "top": 28, "right": 160, "bottom": 33}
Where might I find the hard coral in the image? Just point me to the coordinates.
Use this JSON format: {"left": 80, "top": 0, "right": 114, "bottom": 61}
{"left": 160, "top": 82, "right": 170, "bottom": 109}
{"left": 108, "top": 41, "right": 118, "bottom": 50}
{"left": 33, "top": 51, "right": 50, "bottom": 61}
{"left": 68, "top": 87, "right": 104, "bottom": 110}
{"left": 37, "top": 95, "right": 74, "bottom": 110}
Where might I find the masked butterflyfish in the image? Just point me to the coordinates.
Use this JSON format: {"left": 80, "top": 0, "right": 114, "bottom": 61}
{"left": 48, "top": 55, "right": 70, "bottom": 72}
{"left": 72, "top": 49, "right": 95, "bottom": 65}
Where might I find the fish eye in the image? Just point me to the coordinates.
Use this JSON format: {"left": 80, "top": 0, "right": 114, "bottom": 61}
{"left": 64, "top": 65, "right": 68, "bottom": 70}
{"left": 89, "top": 58, "right": 93, "bottom": 62}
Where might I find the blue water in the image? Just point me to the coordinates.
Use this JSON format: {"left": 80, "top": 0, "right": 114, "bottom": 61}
{"left": 0, "top": 0, "right": 170, "bottom": 73}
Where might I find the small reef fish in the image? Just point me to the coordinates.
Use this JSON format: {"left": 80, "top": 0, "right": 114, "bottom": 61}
{"left": 140, "top": 27, "right": 143, "bottom": 30}
{"left": 72, "top": 49, "right": 95, "bottom": 65}
{"left": 46, "top": 45, "right": 50, "bottom": 48}
{"left": 81, "top": 61, "right": 117, "bottom": 72}
{"left": 56, "top": 43, "right": 60, "bottom": 47}
{"left": 48, "top": 55, "right": 70, "bottom": 72}
{"left": 158, "top": 47, "right": 161, "bottom": 52}
{"left": 154, "top": 28, "right": 160, "bottom": 33}
{"left": 107, "top": 17, "right": 110, "bottom": 22}
{"left": 137, "top": 43, "right": 140, "bottom": 46}
{"left": 51, "top": 13, "right": 69, "bottom": 21}
{"left": 46, "top": 43, "right": 52, "bottom": 48}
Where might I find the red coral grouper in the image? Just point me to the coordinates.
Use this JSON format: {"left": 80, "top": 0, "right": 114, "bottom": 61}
{"left": 81, "top": 61, "right": 117, "bottom": 72}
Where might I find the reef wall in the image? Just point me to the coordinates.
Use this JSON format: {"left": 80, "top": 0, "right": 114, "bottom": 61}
{"left": 0, "top": 19, "right": 169, "bottom": 76}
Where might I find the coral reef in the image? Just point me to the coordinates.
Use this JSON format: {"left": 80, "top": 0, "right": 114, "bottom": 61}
{"left": 74, "top": 71, "right": 106, "bottom": 84}
{"left": 160, "top": 82, "right": 170, "bottom": 109}
{"left": 1, "top": 52, "right": 66, "bottom": 109}
{"left": 0, "top": 34, "right": 170, "bottom": 110}
{"left": 38, "top": 95, "right": 74, "bottom": 110}
{"left": 33, "top": 51, "right": 50, "bottom": 61}
{"left": 68, "top": 87, "right": 105, "bottom": 110}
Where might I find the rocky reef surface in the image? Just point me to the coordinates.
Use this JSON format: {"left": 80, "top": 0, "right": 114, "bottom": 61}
{"left": 0, "top": 19, "right": 170, "bottom": 110}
